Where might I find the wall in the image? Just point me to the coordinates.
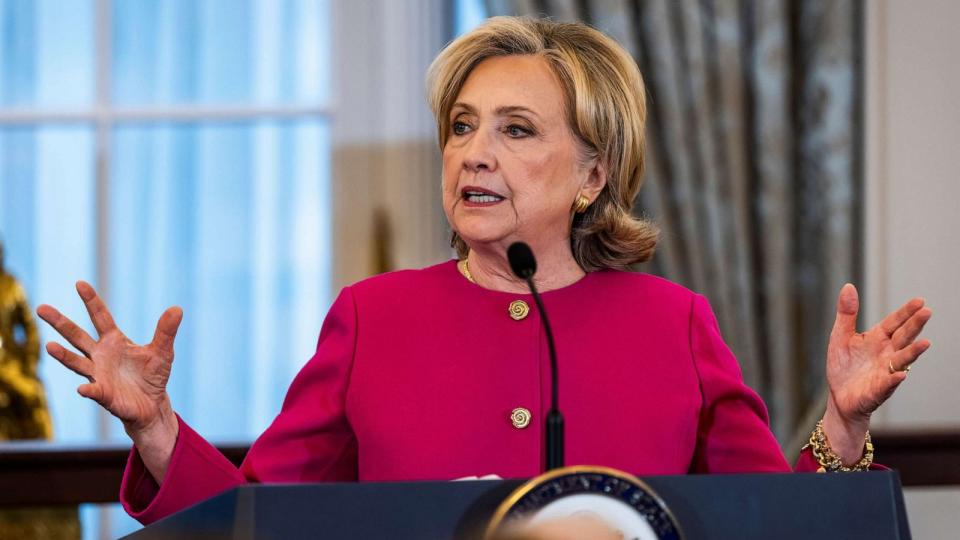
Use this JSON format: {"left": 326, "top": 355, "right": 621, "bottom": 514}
{"left": 865, "top": 0, "right": 960, "bottom": 535}
{"left": 330, "top": 0, "right": 452, "bottom": 290}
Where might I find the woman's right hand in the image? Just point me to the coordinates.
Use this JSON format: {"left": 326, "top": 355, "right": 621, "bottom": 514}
{"left": 37, "top": 281, "right": 183, "bottom": 481}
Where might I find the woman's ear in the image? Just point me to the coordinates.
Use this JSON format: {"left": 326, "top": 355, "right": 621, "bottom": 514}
{"left": 580, "top": 159, "right": 607, "bottom": 202}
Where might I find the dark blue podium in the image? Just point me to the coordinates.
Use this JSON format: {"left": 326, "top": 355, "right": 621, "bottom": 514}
{"left": 124, "top": 471, "right": 911, "bottom": 539}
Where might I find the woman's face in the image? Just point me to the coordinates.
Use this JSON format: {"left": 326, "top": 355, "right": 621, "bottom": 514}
{"left": 442, "top": 54, "right": 604, "bottom": 256}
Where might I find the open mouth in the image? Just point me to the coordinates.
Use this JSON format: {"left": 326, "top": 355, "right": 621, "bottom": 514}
{"left": 462, "top": 187, "right": 505, "bottom": 205}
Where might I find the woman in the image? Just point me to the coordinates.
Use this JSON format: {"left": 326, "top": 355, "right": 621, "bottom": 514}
{"left": 37, "top": 17, "right": 931, "bottom": 525}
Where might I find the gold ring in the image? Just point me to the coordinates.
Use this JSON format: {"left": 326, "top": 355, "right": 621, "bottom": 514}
{"left": 889, "top": 361, "right": 912, "bottom": 374}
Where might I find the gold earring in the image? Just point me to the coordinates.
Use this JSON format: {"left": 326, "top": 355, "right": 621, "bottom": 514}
{"left": 573, "top": 194, "right": 590, "bottom": 214}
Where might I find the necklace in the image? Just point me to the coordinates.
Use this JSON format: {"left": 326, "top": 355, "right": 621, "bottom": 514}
{"left": 457, "top": 258, "right": 476, "bottom": 284}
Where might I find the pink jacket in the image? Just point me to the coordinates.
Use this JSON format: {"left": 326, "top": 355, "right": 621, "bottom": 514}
{"left": 121, "top": 260, "right": 826, "bottom": 524}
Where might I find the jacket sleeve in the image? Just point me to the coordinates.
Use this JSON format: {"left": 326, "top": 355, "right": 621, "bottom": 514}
{"left": 688, "top": 293, "right": 792, "bottom": 473}
{"left": 687, "top": 294, "right": 886, "bottom": 473}
{"left": 120, "top": 286, "right": 360, "bottom": 524}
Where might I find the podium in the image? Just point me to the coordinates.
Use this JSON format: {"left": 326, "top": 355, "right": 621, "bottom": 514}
{"left": 124, "top": 471, "right": 911, "bottom": 540}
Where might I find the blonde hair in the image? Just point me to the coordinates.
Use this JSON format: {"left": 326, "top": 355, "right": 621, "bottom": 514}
{"left": 427, "top": 16, "right": 658, "bottom": 271}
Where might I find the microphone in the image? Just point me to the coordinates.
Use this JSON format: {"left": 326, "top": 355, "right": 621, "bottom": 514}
{"left": 507, "top": 242, "right": 537, "bottom": 279}
{"left": 507, "top": 242, "right": 564, "bottom": 471}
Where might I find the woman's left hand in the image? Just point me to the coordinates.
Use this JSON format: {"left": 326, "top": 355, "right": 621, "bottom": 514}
{"left": 822, "top": 283, "right": 932, "bottom": 463}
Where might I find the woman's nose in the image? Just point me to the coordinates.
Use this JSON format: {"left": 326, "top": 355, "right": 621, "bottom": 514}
{"left": 462, "top": 127, "right": 497, "bottom": 172}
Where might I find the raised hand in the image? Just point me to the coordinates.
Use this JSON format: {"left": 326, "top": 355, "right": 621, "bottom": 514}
{"left": 37, "top": 281, "right": 183, "bottom": 481}
{"left": 822, "top": 283, "right": 932, "bottom": 463}
{"left": 37, "top": 281, "right": 183, "bottom": 432}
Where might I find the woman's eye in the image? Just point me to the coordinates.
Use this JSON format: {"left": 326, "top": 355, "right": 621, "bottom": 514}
{"left": 506, "top": 125, "right": 532, "bottom": 138}
{"left": 452, "top": 121, "right": 470, "bottom": 135}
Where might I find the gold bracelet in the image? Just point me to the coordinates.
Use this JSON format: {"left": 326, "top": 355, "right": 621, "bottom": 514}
{"left": 801, "top": 419, "right": 874, "bottom": 473}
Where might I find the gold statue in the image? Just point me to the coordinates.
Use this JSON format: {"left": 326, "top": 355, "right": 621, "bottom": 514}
{"left": 0, "top": 239, "right": 79, "bottom": 539}
{"left": 0, "top": 240, "right": 52, "bottom": 439}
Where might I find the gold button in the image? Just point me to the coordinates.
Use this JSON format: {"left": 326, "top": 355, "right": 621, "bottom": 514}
{"left": 508, "top": 300, "right": 529, "bottom": 321}
{"left": 511, "top": 407, "right": 532, "bottom": 429}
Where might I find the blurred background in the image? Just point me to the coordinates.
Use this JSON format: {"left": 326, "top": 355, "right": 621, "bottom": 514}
{"left": 0, "top": 0, "right": 956, "bottom": 538}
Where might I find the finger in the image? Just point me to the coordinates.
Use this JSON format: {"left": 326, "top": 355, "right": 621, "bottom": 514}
{"left": 891, "top": 307, "right": 933, "bottom": 350}
{"left": 878, "top": 297, "right": 925, "bottom": 337}
{"left": 863, "top": 371, "right": 908, "bottom": 417}
{"left": 36, "top": 304, "right": 97, "bottom": 355}
{"left": 46, "top": 342, "right": 95, "bottom": 379}
{"left": 892, "top": 339, "right": 932, "bottom": 371}
{"left": 76, "top": 281, "right": 118, "bottom": 337}
{"left": 830, "top": 283, "right": 859, "bottom": 339}
{"left": 887, "top": 370, "right": 908, "bottom": 388}
{"left": 151, "top": 306, "right": 184, "bottom": 354}
{"left": 77, "top": 382, "right": 104, "bottom": 403}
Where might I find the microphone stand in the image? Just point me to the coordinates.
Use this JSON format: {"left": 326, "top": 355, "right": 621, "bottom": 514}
{"left": 507, "top": 242, "right": 564, "bottom": 471}
{"left": 523, "top": 275, "right": 565, "bottom": 471}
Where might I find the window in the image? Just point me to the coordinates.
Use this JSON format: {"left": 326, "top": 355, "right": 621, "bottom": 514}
{"left": 1, "top": 0, "right": 332, "bottom": 438}
{"left": 1, "top": 1, "right": 330, "bottom": 537}
{"left": 455, "top": 0, "right": 487, "bottom": 36}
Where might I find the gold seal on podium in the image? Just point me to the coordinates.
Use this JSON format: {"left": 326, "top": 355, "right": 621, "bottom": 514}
{"left": 486, "top": 465, "right": 683, "bottom": 540}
